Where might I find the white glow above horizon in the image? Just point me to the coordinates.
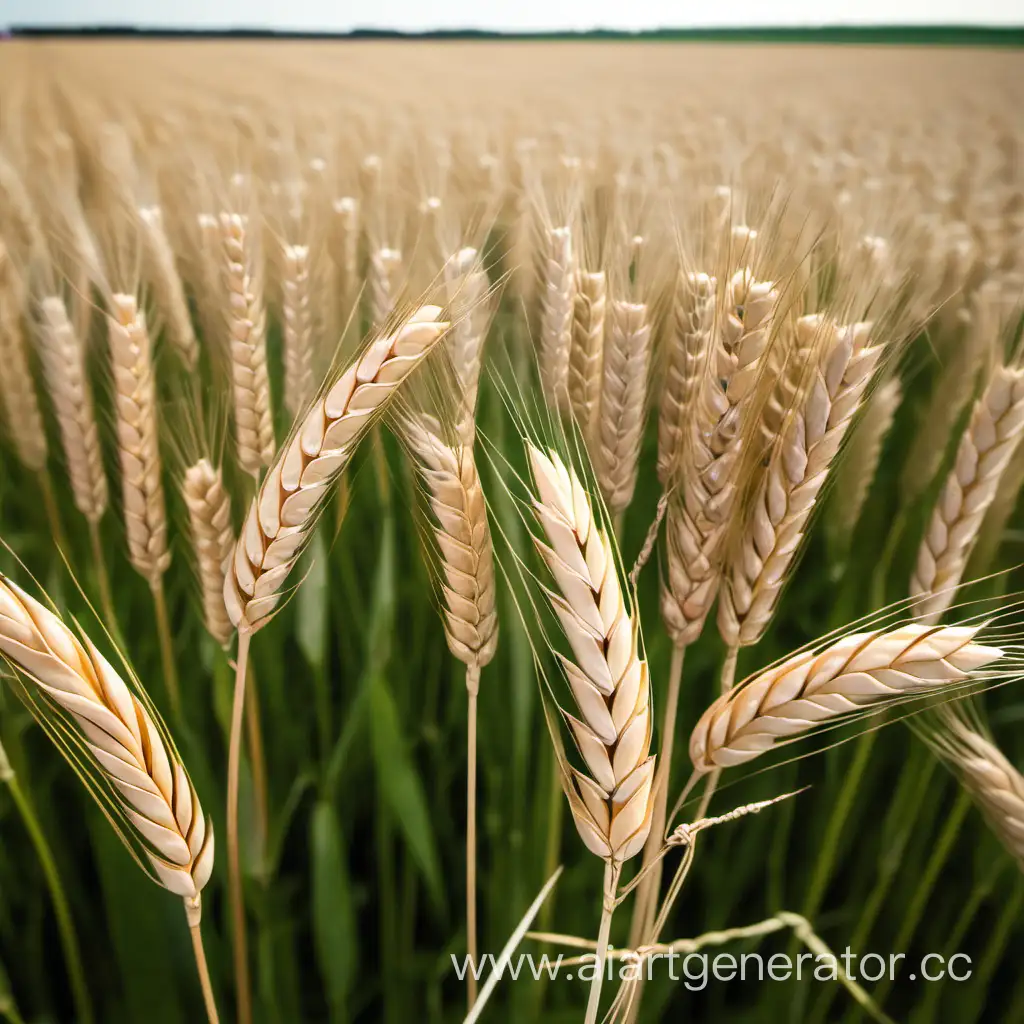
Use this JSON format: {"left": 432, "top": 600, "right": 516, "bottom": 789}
{"left": 3, "top": 0, "right": 1021, "bottom": 30}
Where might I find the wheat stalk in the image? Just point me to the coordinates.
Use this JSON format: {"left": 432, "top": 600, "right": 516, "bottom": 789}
{"left": 718, "top": 315, "right": 882, "bottom": 647}
{"left": 224, "top": 305, "right": 451, "bottom": 632}
{"left": 933, "top": 711, "right": 1024, "bottom": 865}
{"left": 569, "top": 268, "right": 606, "bottom": 438}
{"left": 37, "top": 296, "right": 108, "bottom": 523}
{"left": 220, "top": 211, "right": 275, "bottom": 476}
{"left": 911, "top": 363, "right": 1024, "bottom": 623}
{"left": 690, "top": 623, "right": 1003, "bottom": 772}
{"left": 0, "top": 575, "right": 219, "bottom": 1022}
{"left": 0, "top": 242, "right": 47, "bottom": 472}
{"left": 282, "top": 242, "right": 314, "bottom": 416}
{"left": 656, "top": 271, "right": 716, "bottom": 484}
{"left": 596, "top": 300, "right": 653, "bottom": 519}
{"left": 538, "top": 226, "right": 575, "bottom": 410}
{"left": 139, "top": 205, "right": 198, "bottom": 370}
{"left": 183, "top": 459, "right": 235, "bottom": 648}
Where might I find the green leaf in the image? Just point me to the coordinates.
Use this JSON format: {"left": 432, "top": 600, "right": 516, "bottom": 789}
{"left": 369, "top": 673, "right": 445, "bottom": 915}
{"left": 296, "top": 531, "right": 329, "bottom": 672}
{"left": 311, "top": 800, "right": 357, "bottom": 1023}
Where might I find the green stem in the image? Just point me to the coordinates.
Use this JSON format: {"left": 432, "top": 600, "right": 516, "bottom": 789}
{"left": 466, "top": 665, "right": 481, "bottom": 1011}
{"left": 0, "top": 742, "right": 94, "bottom": 1024}
{"left": 965, "top": 877, "right": 1023, "bottom": 1024}
{"left": 87, "top": 519, "right": 118, "bottom": 638}
{"left": 152, "top": 579, "right": 182, "bottom": 720}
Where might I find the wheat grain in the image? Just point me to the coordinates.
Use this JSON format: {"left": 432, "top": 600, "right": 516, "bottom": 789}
{"left": 405, "top": 417, "right": 498, "bottom": 669}
{"left": 538, "top": 226, "right": 575, "bottom": 411}
{"left": 0, "top": 574, "right": 214, "bottom": 906}
{"left": 0, "top": 242, "right": 48, "bottom": 472}
{"left": 183, "top": 459, "right": 235, "bottom": 648}
{"left": 139, "top": 205, "right": 199, "bottom": 370}
{"left": 527, "top": 444, "right": 655, "bottom": 864}
{"left": 596, "top": 300, "right": 653, "bottom": 518}
{"left": 220, "top": 211, "right": 275, "bottom": 476}
{"left": 224, "top": 306, "right": 450, "bottom": 632}
{"left": 690, "top": 623, "right": 1003, "bottom": 771}
{"left": 569, "top": 268, "right": 606, "bottom": 439}
{"left": 718, "top": 316, "right": 883, "bottom": 647}
{"left": 107, "top": 293, "right": 170, "bottom": 585}
{"left": 282, "top": 242, "right": 314, "bottom": 416}
{"left": 911, "top": 363, "right": 1024, "bottom": 623}
{"left": 37, "top": 295, "right": 108, "bottom": 523}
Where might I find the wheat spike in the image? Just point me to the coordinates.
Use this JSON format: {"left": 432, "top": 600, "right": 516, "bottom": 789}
{"left": 444, "top": 247, "right": 489, "bottom": 446}
{"left": 282, "top": 242, "right": 314, "bottom": 416}
{"left": 936, "top": 713, "right": 1024, "bottom": 865}
{"left": 183, "top": 459, "right": 235, "bottom": 648}
{"left": 911, "top": 363, "right": 1024, "bottom": 623}
{"left": 224, "top": 306, "right": 450, "bottom": 632}
{"left": 0, "top": 575, "right": 214, "bottom": 910}
{"left": 37, "top": 295, "right": 108, "bottom": 523}
{"left": 139, "top": 205, "right": 198, "bottom": 370}
{"left": 368, "top": 246, "right": 403, "bottom": 328}
{"left": 718, "top": 316, "right": 882, "bottom": 647}
{"left": 656, "top": 271, "right": 716, "bottom": 484}
{"left": 690, "top": 623, "right": 1003, "bottom": 771}
{"left": 596, "top": 300, "right": 653, "bottom": 517}
{"left": 108, "top": 293, "right": 170, "bottom": 585}
{"left": 569, "top": 268, "right": 606, "bottom": 438}
{"left": 527, "top": 445, "right": 655, "bottom": 864}
{"left": 329, "top": 196, "right": 360, "bottom": 318}
{"left": 220, "top": 211, "right": 275, "bottom": 476}
{"left": 0, "top": 243, "right": 47, "bottom": 472}
{"left": 830, "top": 377, "right": 902, "bottom": 541}
{"left": 539, "top": 226, "right": 575, "bottom": 410}
{"left": 405, "top": 416, "right": 498, "bottom": 669}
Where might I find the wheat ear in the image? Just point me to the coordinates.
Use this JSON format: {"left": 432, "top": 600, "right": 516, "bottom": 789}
{"left": 656, "top": 271, "right": 716, "bottom": 484}
{"left": 0, "top": 243, "right": 47, "bottom": 472}
{"left": 183, "top": 459, "right": 235, "bottom": 648}
{"left": 538, "top": 227, "right": 575, "bottom": 410}
{"left": 569, "top": 268, "right": 606, "bottom": 439}
{"left": 37, "top": 296, "right": 108, "bottom": 523}
{"left": 830, "top": 377, "right": 902, "bottom": 542}
{"left": 718, "top": 316, "right": 882, "bottom": 647}
{"left": 690, "top": 623, "right": 1003, "bottom": 771}
{"left": 0, "top": 575, "right": 218, "bottom": 1022}
{"left": 445, "top": 247, "right": 489, "bottom": 447}
{"left": 282, "top": 242, "right": 314, "bottom": 416}
{"left": 224, "top": 306, "right": 451, "bottom": 632}
{"left": 404, "top": 413, "right": 498, "bottom": 1009}
{"left": 911, "top": 363, "right": 1024, "bottom": 623}
{"left": 596, "top": 300, "right": 653, "bottom": 519}
{"left": 934, "top": 712, "right": 1024, "bottom": 865}
{"left": 139, "top": 205, "right": 198, "bottom": 370}
{"left": 220, "top": 212, "right": 275, "bottom": 476}
{"left": 329, "top": 196, "right": 360, "bottom": 328}
{"left": 369, "top": 247, "right": 403, "bottom": 328}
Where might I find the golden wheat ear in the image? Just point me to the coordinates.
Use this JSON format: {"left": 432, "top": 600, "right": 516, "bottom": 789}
{"left": 224, "top": 305, "right": 451, "bottom": 633}
{"left": 689, "top": 622, "right": 1004, "bottom": 772}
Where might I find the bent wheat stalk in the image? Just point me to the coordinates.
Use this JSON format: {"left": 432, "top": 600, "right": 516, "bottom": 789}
{"left": 221, "top": 306, "right": 449, "bottom": 1024}
{"left": 911, "top": 363, "right": 1024, "bottom": 623}
{"left": 404, "top": 415, "right": 498, "bottom": 1008}
{"left": 527, "top": 444, "right": 655, "bottom": 1024}
{"left": 690, "top": 623, "right": 1002, "bottom": 772}
{"left": 0, "top": 575, "right": 218, "bottom": 1023}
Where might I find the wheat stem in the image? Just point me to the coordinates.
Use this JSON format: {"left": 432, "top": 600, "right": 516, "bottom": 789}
{"left": 227, "top": 628, "right": 253, "bottom": 1024}
{"left": 584, "top": 860, "right": 620, "bottom": 1024}
{"left": 188, "top": 914, "right": 221, "bottom": 1024}
{"left": 87, "top": 520, "right": 117, "bottom": 633}
{"left": 466, "top": 664, "right": 480, "bottom": 1010}
{"left": 0, "top": 742, "right": 94, "bottom": 1024}
{"left": 151, "top": 580, "right": 181, "bottom": 720}
{"left": 38, "top": 472, "right": 68, "bottom": 557}
{"left": 245, "top": 661, "right": 269, "bottom": 874}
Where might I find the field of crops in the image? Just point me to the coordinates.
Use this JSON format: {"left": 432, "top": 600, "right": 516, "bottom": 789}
{"left": 0, "top": 39, "right": 1023, "bottom": 1024}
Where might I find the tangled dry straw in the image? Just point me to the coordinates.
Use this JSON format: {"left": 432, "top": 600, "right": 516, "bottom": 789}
{"left": 690, "top": 623, "right": 1003, "bottom": 772}
{"left": 224, "top": 306, "right": 450, "bottom": 632}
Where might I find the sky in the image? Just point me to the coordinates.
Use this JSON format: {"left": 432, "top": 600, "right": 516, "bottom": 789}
{"left": 2, "top": 0, "right": 1020, "bottom": 30}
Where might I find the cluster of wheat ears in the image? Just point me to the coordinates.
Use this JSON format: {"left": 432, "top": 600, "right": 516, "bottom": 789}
{"left": 0, "top": 40, "right": 1023, "bottom": 1024}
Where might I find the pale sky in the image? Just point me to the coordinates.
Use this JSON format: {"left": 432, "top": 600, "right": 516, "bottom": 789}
{"left": 1, "top": 0, "right": 1020, "bottom": 30}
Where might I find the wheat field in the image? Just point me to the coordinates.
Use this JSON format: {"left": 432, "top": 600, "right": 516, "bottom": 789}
{"left": 0, "top": 37, "right": 1023, "bottom": 1024}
